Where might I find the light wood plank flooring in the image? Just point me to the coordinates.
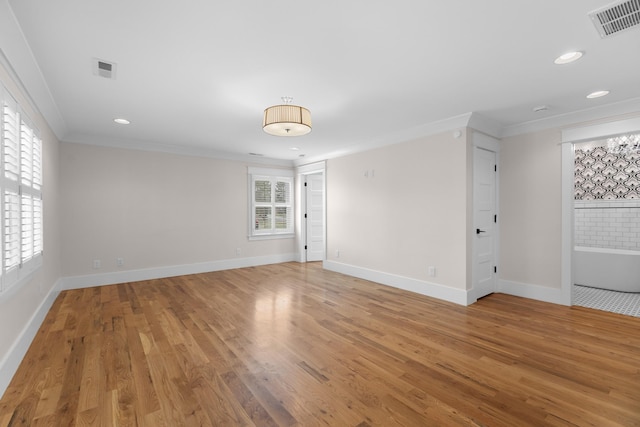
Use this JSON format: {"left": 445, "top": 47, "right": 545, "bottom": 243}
{"left": 1, "top": 262, "right": 638, "bottom": 426}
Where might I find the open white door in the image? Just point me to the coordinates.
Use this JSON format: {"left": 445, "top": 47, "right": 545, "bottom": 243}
{"left": 305, "top": 173, "right": 325, "bottom": 261}
{"left": 473, "top": 146, "right": 497, "bottom": 299}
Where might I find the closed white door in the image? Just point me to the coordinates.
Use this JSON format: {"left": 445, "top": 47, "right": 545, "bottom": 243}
{"left": 473, "top": 147, "right": 497, "bottom": 299}
{"left": 305, "top": 173, "right": 325, "bottom": 261}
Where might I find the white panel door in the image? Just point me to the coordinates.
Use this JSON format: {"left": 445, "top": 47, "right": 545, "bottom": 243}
{"left": 305, "top": 173, "right": 325, "bottom": 261}
{"left": 473, "top": 147, "right": 497, "bottom": 299}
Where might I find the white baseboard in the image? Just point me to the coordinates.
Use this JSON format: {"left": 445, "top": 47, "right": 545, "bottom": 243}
{"left": 60, "top": 253, "right": 298, "bottom": 290}
{"left": 323, "top": 260, "right": 470, "bottom": 306}
{"left": 498, "top": 279, "right": 569, "bottom": 305}
{"left": 0, "top": 279, "right": 61, "bottom": 399}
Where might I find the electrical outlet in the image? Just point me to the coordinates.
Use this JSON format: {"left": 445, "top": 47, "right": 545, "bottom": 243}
{"left": 116, "top": 258, "right": 124, "bottom": 267}
{"left": 336, "top": 250, "right": 340, "bottom": 258}
{"left": 93, "top": 259, "right": 101, "bottom": 269}
{"left": 236, "top": 247, "right": 242, "bottom": 256}
{"left": 428, "top": 266, "right": 436, "bottom": 277}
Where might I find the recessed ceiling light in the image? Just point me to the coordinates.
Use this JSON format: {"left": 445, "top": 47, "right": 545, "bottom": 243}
{"left": 533, "top": 105, "right": 549, "bottom": 112}
{"left": 554, "top": 51, "right": 583, "bottom": 65}
{"left": 586, "top": 90, "right": 610, "bottom": 99}
{"left": 290, "top": 147, "right": 300, "bottom": 151}
{"left": 113, "top": 118, "right": 130, "bottom": 125}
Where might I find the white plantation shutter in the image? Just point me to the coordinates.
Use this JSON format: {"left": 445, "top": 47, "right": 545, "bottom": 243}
{"left": 248, "top": 168, "right": 294, "bottom": 238}
{"left": 2, "top": 98, "right": 21, "bottom": 282}
{"left": 274, "top": 179, "right": 292, "bottom": 231}
{"left": 32, "top": 135, "right": 42, "bottom": 190}
{"left": 3, "top": 102, "right": 19, "bottom": 182}
{"left": 33, "top": 197, "right": 43, "bottom": 254}
{"left": 254, "top": 179, "right": 271, "bottom": 203}
{"left": 1, "top": 87, "right": 43, "bottom": 293}
{"left": 18, "top": 117, "right": 42, "bottom": 265}
{"left": 4, "top": 190, "right": 20, "bottom": 271}
{"left": 254, "top": 178, "right": 272, "bottom": 231}
{"left": 21, "top": 194, "right": 34, "bottom": 262}
{"left": 20, "top": 122, "right": 34, "bottom": 187}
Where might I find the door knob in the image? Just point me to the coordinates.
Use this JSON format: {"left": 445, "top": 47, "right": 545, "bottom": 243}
{"left": 476, "top": 228, "right": 486, "bottom": 234}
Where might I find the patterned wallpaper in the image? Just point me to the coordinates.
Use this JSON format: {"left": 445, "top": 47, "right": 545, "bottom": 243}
{"left": 574, "top": 147, "right": 640, "bottom": 200}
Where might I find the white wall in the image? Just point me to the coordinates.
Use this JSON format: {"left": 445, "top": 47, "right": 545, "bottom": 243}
{"left": 0, "top": 62, "right": 61, "bottom": 395}
{"left": 60, "top": 143, "right": 296, "bottom": 279}
{"left": 325, "top": 130, "right": 471, "bottom": 299}
{"left": 499, "top": 129, "right": 563, "bottom": 290}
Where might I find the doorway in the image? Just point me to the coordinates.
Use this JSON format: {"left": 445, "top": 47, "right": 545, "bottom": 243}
{"left": 305, "top": 172, "right": 325, "bottom": 261}
{"left": 570, "top": 136, "right": 640, "bottom": 317}
{"left": 472, "top": 133, "right": 499, "bottom": 301}
{"left": 297, "top": 162, "right": 326, "bottom": 262}
{"left": 560, "top": 116, "right": 640, "bottom": 307}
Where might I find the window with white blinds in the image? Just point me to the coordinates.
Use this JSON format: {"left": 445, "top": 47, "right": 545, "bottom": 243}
{"left": 248, "top": 167, "right": 294, "bottom": 238}
{"left": 1, "top": 86, "right": 43, "bottom": 293}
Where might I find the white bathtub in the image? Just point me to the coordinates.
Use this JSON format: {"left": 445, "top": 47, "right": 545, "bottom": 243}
{"left": 574, "top": 246, "right": 640, "bottom": 293}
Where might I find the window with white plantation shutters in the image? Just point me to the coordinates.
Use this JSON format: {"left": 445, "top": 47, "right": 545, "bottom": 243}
{"left": 248, "top": 167, "right": 294, "bottom": 238}
{"left": 0, "top": 85, "right": 43, "bottom": 294}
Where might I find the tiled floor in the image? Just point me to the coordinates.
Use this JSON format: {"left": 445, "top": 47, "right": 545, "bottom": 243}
{"left": 573, "top": 285, "right": 640, "bottom": 318}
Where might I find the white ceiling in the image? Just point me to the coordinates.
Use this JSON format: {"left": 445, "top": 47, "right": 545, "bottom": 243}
{"left": 6, "top": 0, "right": 640, "bottom": 164}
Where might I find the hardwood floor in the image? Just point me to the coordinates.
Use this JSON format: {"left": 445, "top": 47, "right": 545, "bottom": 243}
{"left": 1, "top": 262, "right": 638, "bottom": 426}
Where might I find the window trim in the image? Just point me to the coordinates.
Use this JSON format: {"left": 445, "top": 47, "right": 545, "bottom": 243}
{"left": 248, "top": 167, "right": 294, "bottom": 240}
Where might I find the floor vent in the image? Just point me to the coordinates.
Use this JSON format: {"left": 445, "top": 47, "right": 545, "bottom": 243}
{"left": 589, "top": 0, "right": 640, "bottom": 38}
{"left": 92, "top": 58, "right": 117, "bottom": 79}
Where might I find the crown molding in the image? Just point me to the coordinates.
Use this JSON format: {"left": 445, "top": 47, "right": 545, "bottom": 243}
{"left": 467, "top": 112, "right": 504, "bottom": 138}
{"left": 294, "top": 112, "right": 476, "bottom": 166}
{"left": 501, "top": 97, "right": 640, "bottom": 138}
{"left": 63, "top": 133, "right": 294, "bottom": 167}
{"left": 0, "top": 2, "right": 67, "bottom": 139}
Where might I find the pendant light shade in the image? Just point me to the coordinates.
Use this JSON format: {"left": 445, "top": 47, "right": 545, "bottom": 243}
{"left": 263, "top": 97, "right": 312, "bottom": 136}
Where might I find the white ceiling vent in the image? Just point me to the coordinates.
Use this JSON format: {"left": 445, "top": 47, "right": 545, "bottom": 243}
{"left": 92, "top": 58, "right": 117, "bottom": 79}
{"left": 589, "top": 0, "right": 640, "bottom": 38}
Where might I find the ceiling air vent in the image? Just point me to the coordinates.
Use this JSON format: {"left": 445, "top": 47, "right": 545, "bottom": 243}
{"left": 589, "top": 0, "right": 640, "bottom": 38}
{"left": 92, "top": 58, "right": 117, "bottom": 79}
